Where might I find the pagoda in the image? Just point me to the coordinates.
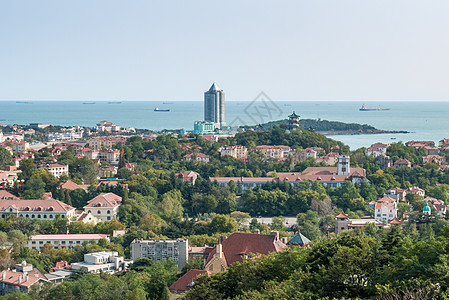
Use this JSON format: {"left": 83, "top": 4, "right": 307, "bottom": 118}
{"left": 288, "top": 112, "right": 300, "bottom": 130}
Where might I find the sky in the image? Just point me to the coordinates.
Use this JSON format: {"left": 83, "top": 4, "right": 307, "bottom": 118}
{"left": 1, "top": 0, "right": 449, "bottom": 101}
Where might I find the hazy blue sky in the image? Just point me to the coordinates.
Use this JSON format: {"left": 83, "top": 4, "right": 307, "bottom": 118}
{"left": 1, "top": 1, "right": 449, "bottom": 101}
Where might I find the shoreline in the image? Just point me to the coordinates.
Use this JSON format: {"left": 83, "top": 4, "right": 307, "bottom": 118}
{"left": 318, "top": 130, "right": 410, "bottom": 136}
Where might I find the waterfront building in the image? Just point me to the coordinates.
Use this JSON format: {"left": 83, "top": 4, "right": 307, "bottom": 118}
{"left": 131, "top": 239, "right": 189, "bottom": 269}
{"left": 28, "top": 234, "right": 109, "bottom": 251}
{"left": 204, "top": 83, "right": 225, "bottom": 128}
{"left": 193, "top": 121, "right": 215, "bottom": 135}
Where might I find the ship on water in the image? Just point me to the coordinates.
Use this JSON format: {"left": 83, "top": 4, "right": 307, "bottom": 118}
{"left": 154, "top": 107, "right": 170, "bottom": 112}
{"left": 83, "top": 102, "right": 96, "bottom": 105}
{"left": 360, "top": 104, "right": 390, "bottom": 111}
{"left": 107, "top": 101, "right": 122, "bottom": 104}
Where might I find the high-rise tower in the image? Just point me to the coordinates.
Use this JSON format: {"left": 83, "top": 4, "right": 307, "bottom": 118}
{"left": 204, "top": 83, "right": 225, "bottom": 128}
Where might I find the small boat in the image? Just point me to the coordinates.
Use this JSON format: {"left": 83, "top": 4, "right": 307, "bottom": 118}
{"left": 16, "top": 101, "right": 32, "bottom": 104}
{"left": 163, "top": 102, "right": 174, "bottom": 104}
{"left": 360, "top": 104, "right": 390, "bottom": 111}
{"left": 83, "top": 102, "right": 96, "bottom": 104}
{"left": 108, "top": 101, "right": 122, "bottom": 104}
{"left": 154, "top": 107, "right": 170, "bottom": 112}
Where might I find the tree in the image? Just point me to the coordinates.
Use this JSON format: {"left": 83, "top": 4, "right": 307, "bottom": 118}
{"left": 19, "top": 158, "right": 35, "bottom": 181}
{"left": 230, "top": 211, "right": 251, "bottom": 228}
{"left": 22, "top": 176, "right": 45, "bottom": 199}
{"left": 0, "top": 148, "right": 13, "bottom": 169}
{"left": 208, "top": 214, "right": 238, "bottom": 234}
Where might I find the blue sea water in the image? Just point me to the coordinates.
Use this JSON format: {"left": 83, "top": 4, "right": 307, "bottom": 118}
{"left": 1, "top": 101, "right": 448, "bottom": 150}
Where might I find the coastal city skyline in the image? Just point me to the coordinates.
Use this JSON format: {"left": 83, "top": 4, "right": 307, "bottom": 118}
{"left": 2, "top": 1, "right": 449, "bottom": 101}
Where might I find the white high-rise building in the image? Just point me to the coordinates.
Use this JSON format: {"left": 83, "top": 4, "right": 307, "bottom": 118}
{"left": 204, "top": 83, "right": 225, "bottom": 128}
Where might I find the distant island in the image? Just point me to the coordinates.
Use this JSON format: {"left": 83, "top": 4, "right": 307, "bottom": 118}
{"left": 241, "top": 118, "right": 409, "bottom": 135}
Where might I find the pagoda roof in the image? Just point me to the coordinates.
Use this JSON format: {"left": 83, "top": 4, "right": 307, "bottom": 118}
{"left": 336, "top": 210, "right": 349, "bottom": 219}
{"left": 288, "top": 111, "right": 300, "bottom": 118}
{"left": 389, "top": 217, "right": 403, "bottom": 225}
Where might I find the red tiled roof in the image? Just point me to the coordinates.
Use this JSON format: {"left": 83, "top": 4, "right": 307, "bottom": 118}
{"left": 169, "top": 269, "right": 208, "bottom": 292}
{"left": 84, "top": 193, "right": 122, "bottom": 208}
{"left": 0, "top": 267, "right": 46, "bottom": 287}
{"left": 0, "top": 199, "right": 74, "bottom": 212}
{"left": 0, "top": 190, "right": 20, "bottom": 200}
{"left": 389, "top": 217, "right": 402, "bottom": 224}
{"left": 59, "top": 180, "right": 89, "bottom": 190}
{"left": 336, "top": 210, "right": 349, "bottom": 218}
{"left": 204, "top": 232, "right": 287, "bottom": 267}
{"left": 30, "top": 234, "right": 107, "bottom": 240}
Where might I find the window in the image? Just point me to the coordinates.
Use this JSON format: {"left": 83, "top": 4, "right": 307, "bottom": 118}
{"left": 107, "top": 210, "right": 111, "bottom": 214}
{"left": 97, "top": 211, "right": 101, "bottom": 214}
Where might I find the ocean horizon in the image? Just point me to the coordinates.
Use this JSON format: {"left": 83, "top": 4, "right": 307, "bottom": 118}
{"left": 2, "top": 100, "right": 448, "bottom": 150}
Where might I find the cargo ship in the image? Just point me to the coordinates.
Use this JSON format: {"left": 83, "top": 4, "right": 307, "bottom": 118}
{"left": 360, "top": 104, "right": 390, "bottom": 111}
{"left": 154, "top": 107, "right": 170, "bottom": 112}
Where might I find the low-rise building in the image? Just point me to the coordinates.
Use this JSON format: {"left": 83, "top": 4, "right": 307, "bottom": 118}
{"left": 316, "top": 152, "right": 339, "bottom": 165}
{"left": 131, "top": 239, "right": 189, "bottom": 270}
{"left": 394, "top": 158, "right": 411, "bottom": 168}
{"left": 0, "top": 199, "right": 76, "bottom": 221}
{"left": 95, "top": 121, "right": 121, "bottom": 133}
{"left": 385, "top": 187, "right": 407, "bottom": 202}
{"left": 71, "top": 251, "right": 129, "bottom": 274}
{"left": 335, "top": 211, "right": 386, "bottom": 234}
{"left": 183, "top": 153, "right": 210, "bottom": 163}
{"left": 83, "top": 193, "right": 122, "bottom": 222}
{"left": 28, "top": 234, "right": 109, "bottom": 251}
{"left": 219, "top": 146, "right": 248, "bottom": 160}
{"left": 366, "top": 142, "right": 390, "bottom": 157}
{"left": 0, "top": 262, "right": 47, "bottom": 296}
{"left": 204, "top": 232, "right": 287, "bottom": 275}
{"left": 423, "top": 155, "right": 446, "bottom": 165}
{"left": 45, "top": 163, "right": 69, "bottom": 178}
{"left": 177, "top": 171, "right": 199, "bottom": 185}
{"left": 406, "top": 186, "right": 425, "bottom": 199}
{"left": 375, "top": 154, "right": 393, "bottom": 169}
{"left": 374, "top": 196, "right": 397, "bottom": 222}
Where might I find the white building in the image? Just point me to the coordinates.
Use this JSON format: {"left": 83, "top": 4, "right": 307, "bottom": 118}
{"left": 131, "top": 239, "right": 189, "bottom": 269}
{"left": 28, "top": 234, "right": 109, "bottom": 251}
{"left": 365, "top": 143, "right": 390, "bottom": 157}
{"left": 88, "top": 137, "right": 127, "bottom": 150}
{"left": 0, "top": 262, "right": 47, "bottom": 296}
{"left": 71, "top": 251, "right": 130, "bottom": 274}
{"left": 45, "top": 163, "right": 69, "bottom": 178}
{"left": 374, "top": 196, "right": 398, "bottom": 222}
{"left": 0, "top": 199, "right": 76, "bottom": 221}
{"left": 219, "top": 146, "right": 248, "bottom": 160}
{"left": 83, "top": 193, "right": 122, "bottom": 222}
{"left": 95, "top": 121, "right": 121, "bottom": 133}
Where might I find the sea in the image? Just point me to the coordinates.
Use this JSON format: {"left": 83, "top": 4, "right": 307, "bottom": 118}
{"left": 1, "top": 101, "right": 448, "bottom": 150}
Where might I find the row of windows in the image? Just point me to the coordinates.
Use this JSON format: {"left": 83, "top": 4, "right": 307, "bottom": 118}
{"left": 1, "top": 214, "right": 64, "bottom": 219}
{"left": 87, "top": 210, "right": 112, "bottom": 214}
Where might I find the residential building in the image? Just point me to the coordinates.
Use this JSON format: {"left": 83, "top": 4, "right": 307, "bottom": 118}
{"left": 71, "top": 251, "right": 129, "bottom": 274}
{"left": 83, "top": 193, "right": 122, "bottom": 222}
{"left": 394, "top": 158, "right": 411, "bottom": 168}
{"left": 0, "top": 199, "right": 76, "bottom": 221}
{"left": 204, "top": 83, "right": 225, "bottom": 128}
{"left": 407, "top": 141, "right": 435, "bottom": 149}
{"left": 439, "top": 139, "right": 449, "bottom": 147}
{"left": 28, "top": 234, "right": 109, "bottom": 251}
{"left": 406, "top": 186, "right": 425, "bottom": 199}
{"left": 78, "top": 148, "right": 120, "bottom": 164}
{"left": 204, "top": 232, "right": 287, "bottom": 275}
{"left": 29, "top": 123, "right": 52, "bottom": 129}
{"left": 1, "top": 140, "right": 29, "bottom": 153}
{"left": 169, "top": 269, "right": 208, "bottom": 295}
{"left": 375, "top": 154, "right": 393, "bottom": 169}
{"left": 88, "top": 137, "right": 126, "bottom": 150}
{"left": 95, "top": 121, "right": 121, "bottom": 133}
{"left": 423, "top": 155, "right": 446, "bottom": 165}
{"left": 296, "top": 148, "right": 317, "bottom": 162}
{"left": 218, "top": 146, "right": 248, "bottom": 160}
{"left": 0, "top": 190, "right": 20, "bottom": 200}
{"left": 183, "top": 153, "right": 210, "bottom": 163}
{"left": 365, "top": 142, "right": 390, "bottom": 157}
{"left": 375, "top": 196, "right": 397, "bottom": 221}
{"left": 316, "top": 152, "right": 339, "bottom": 166}
{"left": 335, "top": 211, "right": 386, "bottom": 234}
{"left": 59, "top": 180, "right": 90, "bottom": 191}
{"left": 385, "top": 187, "right": 407, "bottom": 202}
{"left": 0, "top": 262, "right": 47, "bottom": 296}
{"left": 45, "top": 163, "right": 69, "bottom": 178}
{"left": 131, "top": 239, "right": 189, "bottom": 269}
{"left": 177, "top": 171, "right": 199, "bottom": 185}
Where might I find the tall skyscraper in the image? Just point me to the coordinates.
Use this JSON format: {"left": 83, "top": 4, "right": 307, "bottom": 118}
{"left": 204, "top": 82, "right": 225, "bottom": 128}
